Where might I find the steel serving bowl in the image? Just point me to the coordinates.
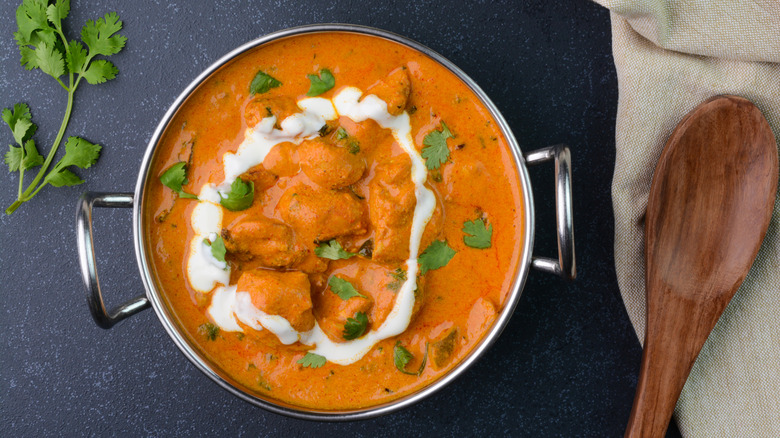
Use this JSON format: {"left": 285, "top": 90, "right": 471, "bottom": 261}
{"left": 76, "top": 24, "right": 575, "bottom": 421}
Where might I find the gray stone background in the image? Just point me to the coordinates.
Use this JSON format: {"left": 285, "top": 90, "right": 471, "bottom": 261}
{"left": 0, "top": 0, "right": 682, "bottom": 436}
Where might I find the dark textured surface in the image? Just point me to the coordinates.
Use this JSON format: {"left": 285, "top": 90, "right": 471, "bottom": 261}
{"left": 0, "top": 0, "right": 682, "bottom": 436}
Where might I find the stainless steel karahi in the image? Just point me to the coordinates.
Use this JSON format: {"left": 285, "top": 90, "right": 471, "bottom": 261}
{"left": 76, "top": 24, "right": 576, "bottom": 421}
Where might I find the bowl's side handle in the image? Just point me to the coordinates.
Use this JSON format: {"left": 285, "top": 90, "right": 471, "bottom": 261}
{"left": 525, "top": 145, "right": 577, "bottom": 281}
{"left": 77, "top": 192, "right": 151, "bottom": 329}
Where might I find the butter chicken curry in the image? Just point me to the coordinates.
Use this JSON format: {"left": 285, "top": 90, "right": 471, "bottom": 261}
{"left": 144, "top": 32, "right": 525, "bottom": 410}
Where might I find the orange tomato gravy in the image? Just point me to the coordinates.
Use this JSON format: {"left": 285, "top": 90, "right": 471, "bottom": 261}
{"left": 143, "top": 32, "right": 525, "bottom": 410}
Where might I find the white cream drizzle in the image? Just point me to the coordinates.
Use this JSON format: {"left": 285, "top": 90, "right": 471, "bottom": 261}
{"left": 186, "top": 187, "right": 229, "bottom": 293}
{"left": 192, "top": 87, "right": 435, "bottom": 365}
{"left": 222, "top": 97, "right": 337, "bottom": 187}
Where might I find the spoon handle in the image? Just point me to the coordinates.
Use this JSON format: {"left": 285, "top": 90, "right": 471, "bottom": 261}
{"left": 624, "top": 292, "right": 722, "bottom": 438}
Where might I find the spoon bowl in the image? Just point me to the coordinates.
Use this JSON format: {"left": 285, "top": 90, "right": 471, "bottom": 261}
{"left": 625, "top": 95, "right": 778, "bottom": 437}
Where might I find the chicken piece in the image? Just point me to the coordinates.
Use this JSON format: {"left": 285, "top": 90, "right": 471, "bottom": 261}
{"left": 298, "top": 137, "right": 365, "bottom": 189}
{"left": 352, "top": 259, "right": 426, "bottom": 325}
{"left": 336, "top": 116, "right": 387, "bottom": 156}
{"left": 313, "top": 275, "right": 374, "bottom": 342}
{"left": 236, "top": 269, "right": 315, "bottom": 332}
{"left": 240, "top": 164, "right": 278, "bottom": 191}
{"left": 313, "top": 259, "right": 426, "bottom": 343}
{"left": 244, "top": 95, "right": 299, "bottom": 127}
{"left": 262, "top": 142, "right": 299, "bottom": 177}
{"left": 366, "top": 67, "right": 411, "bottom": 116}
{"left": 292, "top": 251, "right": 329, "bottom": 275}
{"left": 369, "top": 156, "right": 415, "bottom": 262}
{"left": 369, "top": 156, "right": 444, "bottom": 262}
{"left": 221, "top": 218, "right": 303, "bottom": 267}
{"left": 276, "top": 185, "right": 367, "bottom": 242}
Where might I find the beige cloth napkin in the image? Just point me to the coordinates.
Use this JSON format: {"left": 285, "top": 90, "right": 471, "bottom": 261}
{"left": 592, "top": 1, "right": 780, "bottom": 436}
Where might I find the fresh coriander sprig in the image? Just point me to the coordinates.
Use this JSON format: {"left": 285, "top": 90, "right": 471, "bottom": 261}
{"left": 3, "top": 0, "right": 126, "bottom": 215}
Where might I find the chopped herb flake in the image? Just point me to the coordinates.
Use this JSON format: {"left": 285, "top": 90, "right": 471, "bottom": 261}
{"left": 198, "top": 323, "right": 219, "bottom": 341}
{"left": 387, "top": 268, "right": 407, "bottom": 292}
{"left": 358, "top": 239, "right": 373, "bottom": 258}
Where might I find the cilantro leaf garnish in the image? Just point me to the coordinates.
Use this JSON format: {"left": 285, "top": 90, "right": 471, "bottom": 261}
{"left": 462, "top": 218, "right": 493, "bottom": 249}
{"left": 315, "top": 240, "right": 356, "bottom": 260}
{"left": 393, "top": 341, "right": 429, "bottom": 376}
{"left": 387, "top": 268, "right": 407, "bottom": 292}
{"left": 335, "top": 127, "right": 348, "bottom": 140}
{"left": 249, "top": 70, "right": 282, "bottom": 95}
{"left": 198, "top": 323, "right": 220, "bottom": 341}
{"left": 219, "top": 178, "right": 254, "bottom": 211}
{"left": 306, "top": 68, "right": 335, "bottom": 97}
{"left": 418, "top": 240, "right": 456, "bottom": 274}
{"left": 328, "top": 276, "right": 366, "bottom": 300}
{"left": 343, "top": 312, "right": 368, "bottom": 340}
{"left": 4, "top": 2, "right": 126, "bottom": 215}
{"left": 421, "top": 121, "right": 454, "bottom": 170}
{"left": 160, "top": 161, "right": 198, "bottom": 199}
{"left": 204, "top": 235, "right": 227, "bottom": 265}
{"left": 297, "top": 352, "right": 327, "bottom": 369}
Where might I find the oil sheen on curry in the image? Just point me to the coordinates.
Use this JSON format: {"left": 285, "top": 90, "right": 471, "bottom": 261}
{"left": 144, "top": 32, "right": 525, "bottom": 410}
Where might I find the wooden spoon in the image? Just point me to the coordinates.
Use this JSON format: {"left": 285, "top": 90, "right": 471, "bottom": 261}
{"left": 625, "top": 95, "right": 778, "bottom": 437}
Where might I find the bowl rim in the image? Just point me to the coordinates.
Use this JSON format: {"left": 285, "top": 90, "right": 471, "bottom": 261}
{"left": 132, "top": 23, "right": 535, "bottom": 421}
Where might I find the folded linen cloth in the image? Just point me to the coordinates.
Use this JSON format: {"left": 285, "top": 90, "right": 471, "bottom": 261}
{"left": 592, "top": 1, "right": 780, "bottom": 436}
